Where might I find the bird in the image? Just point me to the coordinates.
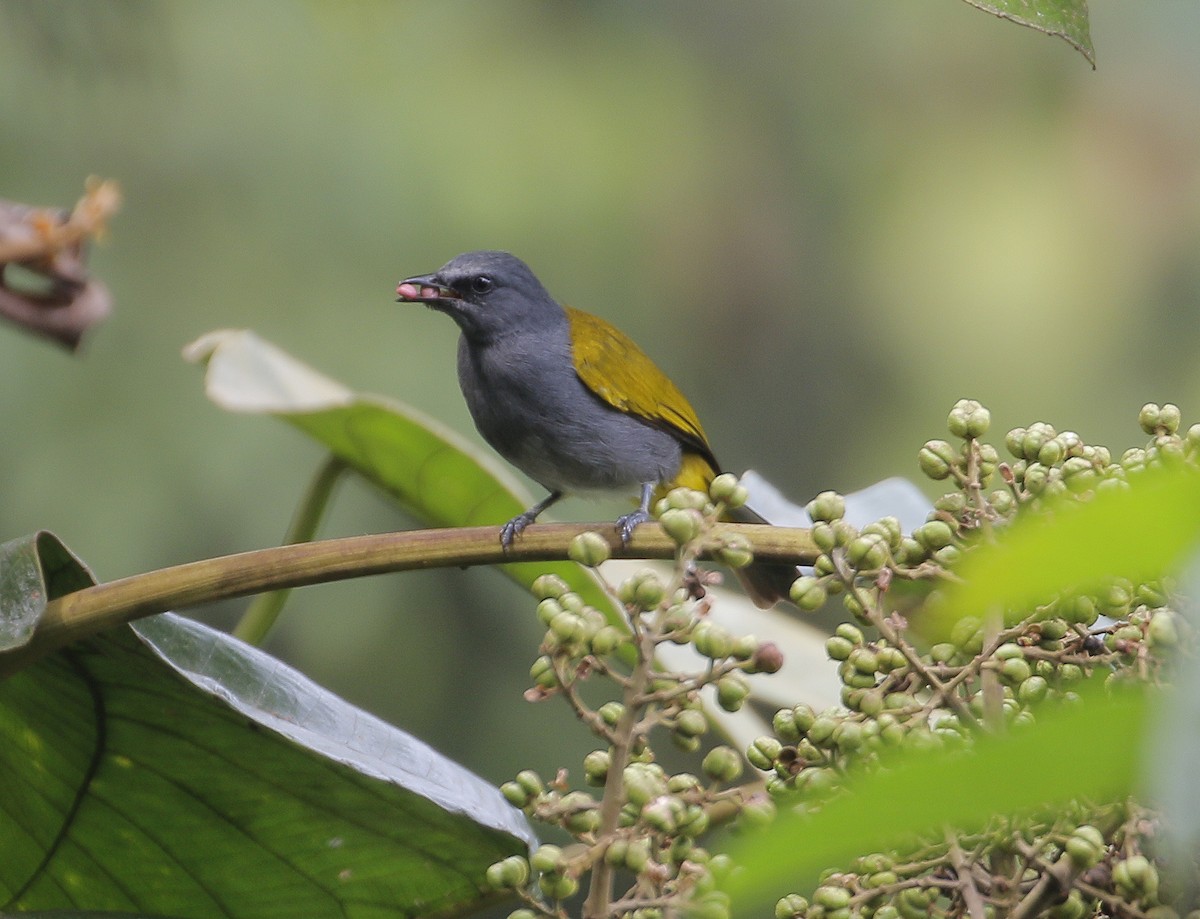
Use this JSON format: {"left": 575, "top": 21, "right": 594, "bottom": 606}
{"left": 395, "top": 250, "right": 797, "bottom": 607}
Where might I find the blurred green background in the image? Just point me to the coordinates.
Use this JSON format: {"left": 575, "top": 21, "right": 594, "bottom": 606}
{"left": 2, "top": 1, "right": 1199, "bottom": 788}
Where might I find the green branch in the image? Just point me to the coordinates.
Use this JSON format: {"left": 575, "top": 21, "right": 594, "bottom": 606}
{"left": 1, "top": 522, "right": 816, "bottom": 677}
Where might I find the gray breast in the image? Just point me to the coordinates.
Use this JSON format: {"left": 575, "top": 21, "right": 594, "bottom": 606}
{"left": 456, "top": 327, "right": 683, "bottom": 493}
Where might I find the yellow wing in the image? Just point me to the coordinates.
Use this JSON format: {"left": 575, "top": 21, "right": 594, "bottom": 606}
{"left": 565, "top": 306, "right": 720, "bottom": 486}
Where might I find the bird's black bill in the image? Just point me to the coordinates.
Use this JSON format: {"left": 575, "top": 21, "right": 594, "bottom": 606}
{"left": 395, "top": 274, "right": 459, "bottom": 304}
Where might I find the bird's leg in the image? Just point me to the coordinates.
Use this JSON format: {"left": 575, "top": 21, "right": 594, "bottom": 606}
{"left": 500, "top": 490, "right": 564, "bottom": 550}
{"left": 615, "top": 482, "right": 655, "bottom": 546}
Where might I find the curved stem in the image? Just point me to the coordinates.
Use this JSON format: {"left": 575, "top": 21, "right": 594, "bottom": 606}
{"left": 233, "top": 455, "right": 348, "bottom": 646}
{"left": 0, "top": 522, "right": 816, "bottom": 678}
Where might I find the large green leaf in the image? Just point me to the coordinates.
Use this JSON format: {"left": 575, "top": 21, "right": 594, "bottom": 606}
{"left": 930, "top": 464, "right": 1200, "bottom": 634}
{"left": 0, "top": 532, "right": 94, "bottom": 651}
{"left": 961, "top": 0, "right": 1094, "bottom": 67}
{"left": 184, "top": 329, "right": 617, "bottom": 616}
{"left": 725, "top": 682, "right": 1148, "bottom": 913}
{"left": 1, "top": 532, "right": 534, "bottom": 918}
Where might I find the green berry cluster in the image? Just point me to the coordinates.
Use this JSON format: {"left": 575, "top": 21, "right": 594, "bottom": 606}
{"left": 491, "top": 476, "right": 781, "bottom": 919}
{"left": 763, "top": 401, "right": 1192, "bottom": 919}
{"left": 772, "top": 802, "right": 1200, "bottom": 919}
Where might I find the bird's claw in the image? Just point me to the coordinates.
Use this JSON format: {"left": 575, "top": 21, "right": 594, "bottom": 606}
{"left": 615, "top": 508, "right": 651, "bottom": 547}
{"left": 500, "top": 512, "right": 535, "bottom": 551}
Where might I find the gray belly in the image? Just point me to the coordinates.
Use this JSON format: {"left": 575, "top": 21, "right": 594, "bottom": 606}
{"left": 457, "top": 333, "right": 682, "bottom": 493}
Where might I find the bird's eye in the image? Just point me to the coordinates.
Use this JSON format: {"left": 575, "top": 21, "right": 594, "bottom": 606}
{"left": 471, "top": 275, "right": 495, "bottom": 295}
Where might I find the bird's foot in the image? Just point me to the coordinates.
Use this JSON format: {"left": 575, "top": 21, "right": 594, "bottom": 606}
{"left": 500, "top": 511, "right": 538, "bottom": 551}
{"left": 615, "top": 508, "right": 651, "bottom": 547}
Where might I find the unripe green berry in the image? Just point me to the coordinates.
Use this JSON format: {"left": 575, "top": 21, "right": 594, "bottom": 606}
{"left": 1018, "top": 674, "right": 1049, "bottom": 704}
{"left": 929, "top": 642, "right": 956, "bottom": 663}
{"left": 590, "top": 625, "right": 623, "bottom": 656}
{"left": 714, "top": 533, "right": 754, "bottom": 569}
{"left": 485, "top": 855, "right": 529, "bottom": 890}
{"left": 633, "top": 573, "right": 665, "bottom": 610}
{"left": 1100, "top": 580, "right": 1133, "bottom": 615}
{"left": 532, "top": 574, "right": 569, "bottom": 600}
{"left": 501, "top": 781, "right": 530, "bottom": 807}
{"left": 994, "top": 642, "right": 1024, "bottom": 661}
{"left": 568, "top": 530, "right": 611, "bottom": 567}
{"left": 624, "top": 837, "right": 652, "bottom": 872}
{"left": 675, "top": 708, "right": 709, "bottom": 738}
{"left": 1038, "top": 437, "right": 1066, "bottom": 467}
{"left": 604, "top": 838, "right": 628, "bottom": 868}
{"left": 599, "top": 701, "right": 625, "bottom": 726}
{"left": 950, "top": 616, "right": 983, "bottom": 652}
{"left": 660, "top": 507, "right": 704, "bottom": 545}
{"left": 688, "top": 891, "right": 732, "bottom": 919}
{"left": 790, "top": 575, "right": 828, "bottom": 611}
{"left": 536, "top": 597, "right": 564, "bottom": 626}
{"left": 748, "top": 735, "right": 783, "bottom": 770}
{"left": 825, "top": 634, "right": 855, "bottom": 661}
{"left": 846, "top": 532, "right": 890, "bottom": 569}
{"left": 934, "top": 491, "right": 967, "bottom": 515}
{"left": 918, "top": 439, "right": 957, "bottom": 480}
{"left": 530, "top": 843, "right": 564, "bottom": 873}
{"left": 1062, "top": 456, "right": 1096, "bottom": 493}
{"left": 947, "top": 398, "right": 991, "bottom": 439}
{"left": 716, "top": 673, "right": 751, "bottom": 712}
{"left": 807, "top": 715, "right": 837, "bottom": 746}
{"left": 702, "top": 745, "right": 744, "bottom": 783}
{"left": 1045, "top": 891, "right": 1087, "bottom": 919}
{"left": 1065, "top": 825, "right": 1106, "bottom": 868}
{"left": 807, "top": 490, "right": 846, "bottom": 523}
{"left": 731, "top": 633, "right": 758, "bottom": 661}
{"left": 508, "top": 910, "right": 538, "bottom": 919}
{"left": 693, "top": 621, "right": 733, "bottom": 659}
{"left": 584, "top": 749, "right": 610, "bottom": 786}
{"left": 1064, "top": 595, "right": 1098, "bottom": 626}
{"left": 538, "top": 872, "right": 578, "bottom": 900}
{"left": 623, "top": 762, "right": 667, "bottom": 808}
{"left": 989, "top": 489, "right": 1016, "bottom": 516}
{"left": 813, "top": 553, "right": 836, "bottom": 578}
{"left": 835, "top": 622, "right": 864, "bottom": 644}
{"left": 641, "top": 796, "right": 681, "bottom": 833}
{"left": 772, "top": 709, "right": 801, "bottom": 743}
{"left": 1140, "top": 403, "right": 1163, "bottom": 435}
{"left": 849, "top": 647, "right": 879, "bottom": 674}
{"left": 1005, "top": 427, "right": 1027, "bottom": 458}
{"left": 1000, "top": 657, "right": 1032, "bottom": 684}
{"left": 564, "top": 805, "right": 600, "bottom": 835}
{"left": 791, "top": 703, "right": 816, "bottom": 733}
{"left": 775, "top": 894, "right": 809, "bottom": 919}
{"left": 895, "top": 536, "right": 928, "bottom": 565}
{"left": 914, "top": 519, "right": 955, "bottom": 551}
{"left": 813, "top": 884, "right": 852, "bottom": 911}
{"left": 709, "top": 472, "right": 748, "bottom": 508}
{"left": 529, "top": 655, "right": 558, "bottom": 689}
{"left": 811, "top": 522, "right": 837, "bottom": 553}
{"left": 1148, "top": 610, "right": 1180, "bottom": 649}
{"left": 1023, "top": 462, "right": 1049, "bottom": 495}
{"left": 1160, "top": 403, "right": 1183, "bottom": 434}
{"left": 932, "top": 545, "right": 961, "bottom": 567}
{"left": 549, "top": 610, "right": 584, "bottom": 643}
{"left": 834, "top": 721, "right": 864, "bottom": 751}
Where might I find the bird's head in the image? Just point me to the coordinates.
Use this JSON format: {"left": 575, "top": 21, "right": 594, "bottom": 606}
{"left": 396, "top": 250, "right": 561, "bottom": 342}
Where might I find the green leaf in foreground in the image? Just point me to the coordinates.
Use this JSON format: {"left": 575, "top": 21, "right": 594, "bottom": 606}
{"left": 0, "top": 611, "right": 533, "bottom": 918}
{"left": 962, "top": 0, "right": 1094, "bottom": 67}
{"left": 184, "top": 329, "right": 617, "bottom": 617}
{"left": 724, "top": 683, "right": 1148, "bottom": 913}
{"left": 0, "top": 531, "right": 95, "bottom": 651}
{"left": 929, "top": 463, "right": 1200, "bottom": 635}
